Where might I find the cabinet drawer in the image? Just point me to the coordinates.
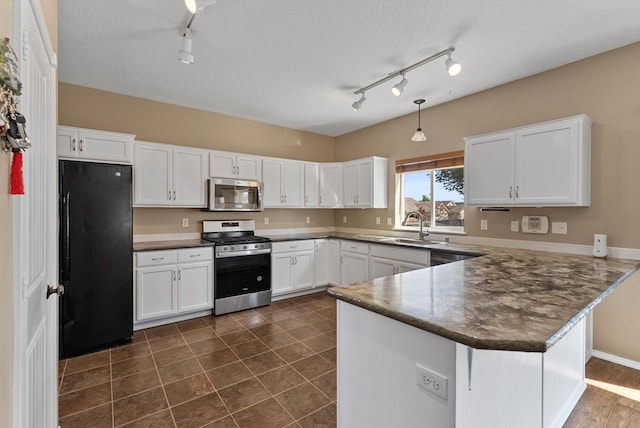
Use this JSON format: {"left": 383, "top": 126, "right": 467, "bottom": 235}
{"left": 370, "top": 244, "right": 429, "bottom": 265}
{"left": 136, "top": 250, "right": 178, "bottom": 267}
{"left": 272, "top": 240, "right": 315, "bottom": 254}
{"left": 178, "top": 247, "right": 213, "bottom": 262}
{"left": 341, "top": 240, "right": 369, "bottom": 254}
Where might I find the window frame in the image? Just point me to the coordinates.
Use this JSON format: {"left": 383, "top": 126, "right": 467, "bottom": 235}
{"left": 394, "top": 151, "right": 465, "bottom": 234}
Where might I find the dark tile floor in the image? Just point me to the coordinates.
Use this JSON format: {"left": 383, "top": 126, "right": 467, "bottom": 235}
{"left": 58, "top": 292, "right": 337, "bottom": 428}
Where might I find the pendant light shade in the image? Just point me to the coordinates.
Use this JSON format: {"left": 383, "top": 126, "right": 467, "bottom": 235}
{"left": 178, "top": 29, "right": 194, "bottom": 64}
{"left": 411, "top": 99, "right": 427, "bottom": 141}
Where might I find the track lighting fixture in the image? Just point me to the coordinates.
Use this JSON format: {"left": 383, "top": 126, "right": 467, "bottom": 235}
{"left": 445, "top": 52, "right": 462, "bottom": 77}
{"left": 411, "top": 99, "right": 427, "bottom": 142}
{"left": 351, "top": 47, "right": 461, "bottom": 110}
{"left": 178, "top": 28, "right": 194, "bottom": 64}
{"left": 352, "top": 93, "right": 366, "bottom": 112}
{"left": 391, "top": 74, "right": 408, "bottom": 96}
{"left": 184, "top": 0, "right": 216, "bottom": 14}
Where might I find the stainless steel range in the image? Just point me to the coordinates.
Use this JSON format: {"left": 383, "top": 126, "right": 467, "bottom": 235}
{"left": 202, "top": 220, "right": 271, "bottom": 315}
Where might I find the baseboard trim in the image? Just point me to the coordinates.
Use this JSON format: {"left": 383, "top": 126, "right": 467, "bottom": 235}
{"left": 591, "top": 350, "right": 640, "bottom": 371}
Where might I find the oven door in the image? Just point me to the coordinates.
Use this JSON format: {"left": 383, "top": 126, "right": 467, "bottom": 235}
{"left": 215, "top": 252, "right": 271, "bottom": 299}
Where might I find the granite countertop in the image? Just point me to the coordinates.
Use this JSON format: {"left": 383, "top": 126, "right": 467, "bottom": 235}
{"left": 133, "top": 239, "right": 214, "bottom": 252}
{"left": 328, "top": 249, "right": 639, "bottom": 352}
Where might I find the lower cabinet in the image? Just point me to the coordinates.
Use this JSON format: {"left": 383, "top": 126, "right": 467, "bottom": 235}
{"left": 369, "top": 244, "right": 430, "bottom": 280}
{"left": 272, "top": 240, "right": 316, "bottom": 296}
{"left": 340, "top": 240, "right": 369, "bottom": 286}
{"left": 328, "top": 239, "right": 341, "bottom": 285}
{"left": 314, "top": 239, "right": 329, "bottom": 286}
{"left": 135, "top": 247, "right": 213, "bottom": 323}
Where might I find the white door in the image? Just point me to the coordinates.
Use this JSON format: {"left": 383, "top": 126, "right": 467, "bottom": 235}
{"left": 262, "top": 159, "right": 283, "bottom": 207}
{"left": 314, "top": 240, "right": 329, "bottom": 286}
{"left": 369, "top": 257, "right": 396, "bottom": 280}
{"left": 173, "top": 147, "right": 207, "bottom": 207}
{"left": 13, "top": 0, "right": 58, "bottom": 426}
{"left": 304, "top": 162, "right": 319, "bottom": 207}
{"left": 133, "top": 142, "right": 172, "bottom": 206}
{"left": 292, "top": 251, "right": 314, "bottom": 290}
{"left": 282, "top": 161, "right": 304, "bottom": 207}
{"left": 235, "top": 154, "right": 262, "bottom": 180}
{"left": 272, "top": 253, "right": 294, "bottom": 295}
{"left": 178, "top": 262, "right": 213, "bottom": 312}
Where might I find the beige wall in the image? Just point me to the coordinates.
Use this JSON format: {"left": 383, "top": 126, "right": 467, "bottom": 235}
{"left": 58, "top": 84, "right": 336, "bottom": 234}
{"left": 335, "top": 42, "right": 640, "bottom": 251}
{"left": 1, "top": 1, "right": 14, "bottom": 425}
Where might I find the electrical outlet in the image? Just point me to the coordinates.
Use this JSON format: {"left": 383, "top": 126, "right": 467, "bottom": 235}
{"left": 306, "top": 216, "right": 311, "bottom": 224}
{"left": 416, "top": 364, "right": 448, "bottom": 400}
{"left": 343, "top": 216, "right": 347, "bottom": 223}
{"left": 511, "top": 220, "right": 519, "bottom": 232}
{"left": 182, "top": 218, "right": 189, "bottom": 227}
{"left": 376, "top": 217, "right": 381, "bottom": 225}
{"left": 387, "top": 217, "right": 392, "bottom": 226}
{"left": 480, "top": 219, "right": 488, "bottom": 231}
{"left": 264, "top": 217, "right": 269, "bottom": 225}
{"left": 552, "top": 222, "right": 568, "bottom": 234}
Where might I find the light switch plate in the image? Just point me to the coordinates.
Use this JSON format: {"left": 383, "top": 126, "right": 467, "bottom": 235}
{"left": 264, "top": 217, "right": 269, "bottom": 225}
{"left": 511, "top": 220, "right": 519, "bottom": 232}
{"left": 343, "top": 216, "right": 347, "bottom": 223}
{"left": 182, "top": 218, "right": 189, "bottom": 227}
{"left": 387, "top": 217, "right": 392, "bottom": 226}
{"left": 480, "top": 219, "right": 488, "bottom": 231}
{"left": 375, "top": 217, "right": 380, "bottom": 225}
{"left": 306, "top": 216, "right": 311, "bottom": 224}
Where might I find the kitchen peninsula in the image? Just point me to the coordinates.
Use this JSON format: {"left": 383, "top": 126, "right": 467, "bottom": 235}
{"left": 328, "top": 249, "right": 639, "bottom": 428}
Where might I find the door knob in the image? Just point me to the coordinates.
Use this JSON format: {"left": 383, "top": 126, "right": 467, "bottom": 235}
{"left": 46, "top": 284, "right": 65, "bottom": 299}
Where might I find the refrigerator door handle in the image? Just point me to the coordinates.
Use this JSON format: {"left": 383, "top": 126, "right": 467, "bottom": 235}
{"left": 63, "top": 191, "right": 71, "bottom": 281}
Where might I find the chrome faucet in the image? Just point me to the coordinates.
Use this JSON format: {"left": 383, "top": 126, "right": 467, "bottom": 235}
{"left": 402, "top": 211, "right": 429, "bottom": 240}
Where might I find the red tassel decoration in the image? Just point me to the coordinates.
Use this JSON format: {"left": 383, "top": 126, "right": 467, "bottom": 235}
{"left": 10, "top": 150, "right": 25, "bottom": 195}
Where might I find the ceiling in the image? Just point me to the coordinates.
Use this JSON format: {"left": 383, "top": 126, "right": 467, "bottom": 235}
{"left": 58, "top": 0, "right": 640, "bottom": 137}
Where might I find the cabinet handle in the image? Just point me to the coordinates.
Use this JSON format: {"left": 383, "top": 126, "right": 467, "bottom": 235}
{"left": 173, "top": 270, "right": 176, "bottom": 281}
{"left": 71, "top": 138, "right": 76, "bottom": 152}
{"left": 515, "top": 186, "right": 520, "bottom": 198}
{"left": 284, "top": 195, "right": 287, "bottom": 203}
{"left": 178, "top": 270, "right": 181, "bottom": 280}
{"left": 319, "top": 195, "right": 322, "bottom": 204}
{"left": 305, "top": 195, "right": 308, "bottom": 204}
{"left": 79, "top": 139, "right": 84, "bottom": 152}
{"left": 509, "top": 186, "right": 513, "bottom": 198}
{"left": 151, "top": 257, "right": 164, "bottom": 261}
{"left": 290, "top": 256, "right": 294, "bottom": 265}
{"left": 340, "top": 256, "right": 343, "bottom": 264}
{"left": 190, "top": 254, "right": 201, "bottom": 257}
{"left": 173, "top": 191, "right": 176, "bottom": 200}
{"left": 168, "top": 190, "right": 172, "bottom": 201}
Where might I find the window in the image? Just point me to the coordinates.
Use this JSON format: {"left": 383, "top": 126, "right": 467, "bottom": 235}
{"left": 396, "top": 151, "right": 464, "bottom": 232}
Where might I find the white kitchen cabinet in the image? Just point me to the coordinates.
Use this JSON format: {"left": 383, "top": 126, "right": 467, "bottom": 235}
{"left": 340, "top": 240, "right": 369, "bottom": 286}
{"left": 271, "top": 240, "right": 315, "bottom": 296}
{"left": 304, "top": 162, "right": 319, "bottom": 207}
{"left": 134, "top": 247, "right": 213, "bottom": 323}
{"left": 134, "top": 141, "right": 208, "bottom": 207}
{"left": 263, "top": 157, "right": 305, "bottom": 207}
{"left": 369, "top": 244, "right": 429, "bottom": 280}
{"left": 319, "top": 162, "right": 343, "bottom": 208}
{"left": 314, "top": 239, "right": 329, "bottom": 286}
{"left": 57, "top": 126, "right": 135, "bottom": 164}
{"left": 465, "top": 115, "right": 591, "bottom": 207}
{"left": 343, "top": 156, "right": 388, "bottom": 208}
{"left": 209, "top": 150, "right": 262, "bottom": 180}
{"left": 329, "top": 239, "right": 341, "bottom": 285}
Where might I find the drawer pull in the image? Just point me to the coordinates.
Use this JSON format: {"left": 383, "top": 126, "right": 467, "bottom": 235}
{"left": 190, "top": 254, "right": 201, "bottom": 257}
{"left": 151, "top": 257, "right": 164, "bottom": 261}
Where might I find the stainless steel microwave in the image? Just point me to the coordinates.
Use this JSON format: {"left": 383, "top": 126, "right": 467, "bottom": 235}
{"left": 207, "top": 178, "right": 264, "bottom": 211}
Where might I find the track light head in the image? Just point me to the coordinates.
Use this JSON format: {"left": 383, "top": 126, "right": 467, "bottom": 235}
{"left": 445, "top": 53, "right": 462, "bottom": 77}
{"left": 391, "top": 75, "right": 408, "bottom": 96}
{"left": 352, "top": 93, "right": 366, "bottom": 112}
{"left": 178, "top": 30, "right": 194, "bottom": 64}
{"left": 184, "top": 0, "right": 216, "bottom": 14}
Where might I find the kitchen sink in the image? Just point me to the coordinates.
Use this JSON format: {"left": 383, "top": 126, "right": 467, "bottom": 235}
{"left": 379, "top": 237, "right": 446, "bottom": 246}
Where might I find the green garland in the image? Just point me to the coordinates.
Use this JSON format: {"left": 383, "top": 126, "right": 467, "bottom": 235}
{"left": 1, "top": 37, "right": 22, "bottom": 96}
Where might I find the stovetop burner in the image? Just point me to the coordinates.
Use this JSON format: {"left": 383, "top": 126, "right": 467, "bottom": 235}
{"left": 201, "top": 220, "right": 271, "bottom": 246}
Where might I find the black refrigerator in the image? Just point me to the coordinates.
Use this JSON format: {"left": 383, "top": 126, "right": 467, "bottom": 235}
{"left": 59, "top": 160, "right": 133, "bottom": 359}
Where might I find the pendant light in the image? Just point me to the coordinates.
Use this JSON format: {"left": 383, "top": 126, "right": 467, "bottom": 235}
{"left": 411, "top": 99, "right": 427, "bottom": 141}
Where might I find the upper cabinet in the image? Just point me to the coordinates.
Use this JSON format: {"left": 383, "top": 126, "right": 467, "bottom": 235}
{"left": 134, "top": 141, "right": 208, "bottom": 207}
{"left": 343, "top": 156, "right": 388, "bottom": 208}
{"left": 304, "top": 162, "right": 319, "bottom": 208}
{"left": 262, "top": 157, "right": 305, "bottom": 208}
{"left": 319, "top": 163, "right": 343, "bottom": 208}
{"left": 464, "top": 115, "right": 591, "bottom": 207}
{"left": 57, "top": 126, "right": 135, "bottom": 164}
{"left": 209, "top": 150, "right": 262, "bottom": 181}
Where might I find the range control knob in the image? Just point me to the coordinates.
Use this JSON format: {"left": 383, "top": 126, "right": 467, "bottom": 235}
{"left": 223, "top": 246, "right": 228, "bottom": 251}
{"left": 243, "top": 245, "right": 248, "bottom": 250}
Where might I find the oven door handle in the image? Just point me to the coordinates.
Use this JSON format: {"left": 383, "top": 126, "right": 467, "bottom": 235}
{"left": 215, "top": 248, "right": 272, "bottom": 258}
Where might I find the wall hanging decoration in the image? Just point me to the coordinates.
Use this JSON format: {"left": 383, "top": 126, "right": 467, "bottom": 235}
{"left": 1, "top": 37, "right": 29, "bottom": 195}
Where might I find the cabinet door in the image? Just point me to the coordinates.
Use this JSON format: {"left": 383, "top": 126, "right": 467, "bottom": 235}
{"left": 292, "top": 250, "right": 314, "bottom": 290}
{"left": 272, "top": 253, "right": 294, "bottom": 295}
{"left": 79, "top": 130, "right": 133, "bottom": 163}
{"left": 341, "top": 252, "right": 369, "bottom": 286}
{"left": 328, "top": 240, "right": 341, "bottom": 285}
{"left": 464, "top": 132, "right": 516, "bottom": 206}
{"left": 356, "top": 160, "right": 373, "bottom": 207}
{"left": 315, "top": 239, "right": 329, "bottom": 286}
{"left": 319, "top": 163, "right": 343, "bottom": 207}
{"left": 369, "top": 257, "right": 396, "bottom": 280}
{"left": 282, "top": 161, "right": 304, "bottom": 207}
{"left": 343, "top": 162, "right": 359, "bottom": 207}
{"left": 396, "top": 260, "right": 427, "bottom": 274}
{"left": 515, "top": 120, "right": 580, "bottom": 205}
{"left": 178, "top": 261, "right": 213, "bottom": 313}
{"left": 173, "top": 147, "right": 207, "bottom": 207}
{"left": 236, "top": 154, "right": 262, "bottom": 180}
{"left": 209, "top": 151, "right": 236, "bottom": 178}
{"left": 57, "top": 128, "right": 78, "bottom": 158}
{"left": 304, "top": 162, "right": 319, "bottom": 207}
{"left": 134, "top": 143, "right": 173, "bottom": 206}
{"left": 262, "top": 159, "right": 284, "bottom": 207}
{"left": 136, "top": 266, "right": 177, "bottom": 321}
